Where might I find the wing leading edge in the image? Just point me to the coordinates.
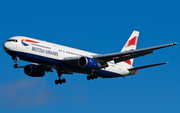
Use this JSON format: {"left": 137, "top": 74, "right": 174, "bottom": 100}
{"left": 64, "top": 43, "right": 177, "bottom": 68}
{"left": 93, "top": 43, "right": 177, "bottom": 63}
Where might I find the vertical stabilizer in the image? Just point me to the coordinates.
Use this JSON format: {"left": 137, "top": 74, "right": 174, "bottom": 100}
{"left": 121, "top": 30, "right": 139, "bottom": 65}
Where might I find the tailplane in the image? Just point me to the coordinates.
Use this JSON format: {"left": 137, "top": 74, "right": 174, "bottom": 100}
{"left": 128, "top": 62, "right": 168, "bottom": 71}
{"left": 121, "top": 30, "right": 139, "bottom": 65}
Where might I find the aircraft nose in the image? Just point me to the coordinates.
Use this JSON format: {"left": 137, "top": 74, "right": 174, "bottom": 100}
{"left": 3, "top": 41, "right": 10, "bottom": 51}
{"left": 3, "top": 42, "right": 7, "bottom": 51}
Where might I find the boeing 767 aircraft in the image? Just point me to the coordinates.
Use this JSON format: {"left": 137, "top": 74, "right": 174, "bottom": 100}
{"left": 3, "top": 31, "right": 177, "bottom": 85}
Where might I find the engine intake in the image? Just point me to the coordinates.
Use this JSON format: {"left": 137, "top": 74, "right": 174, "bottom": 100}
{"left": 78, "top": 56, "right": 100, "bottom": 69}
{"left": 24, "top": 64, "right": 45, "bottom": 77}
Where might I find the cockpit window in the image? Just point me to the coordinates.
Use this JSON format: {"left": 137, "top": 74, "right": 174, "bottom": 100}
{"left": 7, "top": 39, "right": 18, "bottom": 42}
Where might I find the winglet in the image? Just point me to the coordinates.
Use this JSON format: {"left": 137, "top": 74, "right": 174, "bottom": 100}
{"left": 173, "top": 42, "right": 178, "bottom": 45}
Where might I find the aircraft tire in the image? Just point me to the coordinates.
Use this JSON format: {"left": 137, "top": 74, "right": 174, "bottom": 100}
{"left": 55, "top": 80, "right": 59, "bottom": 85}
{"left": 87, "top": 76, "right": 91, "bottom": 80}
{"left": 14, "top": 64, "right": 19, "bottom": 68}
{"left": 91, "top": 76, "right": 94, "bottom": 80}
{"left": 62, "top": 78, "right": 66, "bottom": 83}
{"left": 59, "top": 80, "right": 62, "bottom": 84}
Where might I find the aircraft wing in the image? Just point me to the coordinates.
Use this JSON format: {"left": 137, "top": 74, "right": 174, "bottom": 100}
{"left": 64, "top": 43, "right": 177, "bottom": 66}
{"left": 93, "top": 43, "right": 177, "bottom": 63}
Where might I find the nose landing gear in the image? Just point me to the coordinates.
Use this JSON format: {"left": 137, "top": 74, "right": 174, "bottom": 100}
{"left": 12, "top": 56, "right": 19, "bottom": 68}
{"left": 14, "top": 64, "right": 19, "bottom": 68}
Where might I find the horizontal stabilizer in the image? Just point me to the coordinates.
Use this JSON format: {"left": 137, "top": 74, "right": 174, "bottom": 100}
{"left": 128, "top": 62, "right": 168, "bottom": 70}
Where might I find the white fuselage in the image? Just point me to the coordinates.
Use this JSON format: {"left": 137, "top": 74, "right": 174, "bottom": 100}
{"left": 3, "top": 36, "right": 136, "bottom": 78}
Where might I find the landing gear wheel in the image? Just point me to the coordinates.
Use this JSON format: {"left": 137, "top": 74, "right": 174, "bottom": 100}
{"left": 62, "top": 78, "right": 66, "bottom": 83}
{"left": 55, "top": 79, "right": 64, "bottom": 85}
{"left": 14, "top": 64, "right": 19, "bottom": 68}
{"left": 87, "top": 76, "right": 91, "bottom": 80}
{"left": 55, "top": 80, "right": 59, "bottom": 85}
{"left": 55, "top": 70, "right": 67, "bottom": 85}
{"left": 91, "top": 76, "right": 95, "bottom": 80}
{"left": 87, "top": 75, "right": 98, "bottom": 81}
{"left": 59, "top": 80, "right": 62, "bottom": 84}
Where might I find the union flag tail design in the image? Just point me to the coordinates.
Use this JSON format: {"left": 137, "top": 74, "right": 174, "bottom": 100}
{"left": 121, "top": 30, "right": 139, "bottom": 65}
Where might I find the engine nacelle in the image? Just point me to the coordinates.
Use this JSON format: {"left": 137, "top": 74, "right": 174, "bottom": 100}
{"left": 24, "top": 64, "right": 45, "bottom": 77}
{"left": 78, "top": 56, "right": 100, "bottom": 69}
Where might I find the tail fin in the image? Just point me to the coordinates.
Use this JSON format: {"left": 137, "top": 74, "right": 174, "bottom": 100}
{"left": 121, "top": 30, "right": 139, "bottom": 65}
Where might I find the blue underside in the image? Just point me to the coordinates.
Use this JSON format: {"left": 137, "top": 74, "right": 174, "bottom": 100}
{"left": 6, "top": 50, "right": 122, "bottom": 78}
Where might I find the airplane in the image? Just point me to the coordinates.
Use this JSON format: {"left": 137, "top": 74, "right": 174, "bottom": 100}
{"left": 3, "top": 30, "right": 177, "bottom": 85}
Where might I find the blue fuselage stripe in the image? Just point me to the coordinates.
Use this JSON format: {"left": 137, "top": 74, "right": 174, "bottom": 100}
{"left": 6, "top": 50, "right": 122, "bottom": 78}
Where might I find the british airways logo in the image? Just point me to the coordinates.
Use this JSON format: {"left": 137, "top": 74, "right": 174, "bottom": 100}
{"left": 124, "top": 36, "right": 138, "bottom": 47}
{"left": 32, "top": 47, "right": 58, "bottom": 56}
{"left": 21, "top": 39, "right": 39, "bottom": 46}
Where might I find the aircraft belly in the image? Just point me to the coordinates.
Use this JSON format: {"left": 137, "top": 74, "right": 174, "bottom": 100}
{"left": 5, "top": 50, "right": 88, "bottom": 73}
{"left": 94, "top": 66, "right": 121, "bottom": 78}
{"left": 94, "top": 63, "right": 130, "bottom": 78}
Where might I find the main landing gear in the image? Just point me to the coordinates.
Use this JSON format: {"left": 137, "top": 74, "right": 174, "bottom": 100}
{"left": 87, "top": 73, "right": 98, "bottom": 81}
{"left": 12, "top": 56, "right": 19, "bottom": 68}
{"left": 55, "top": 71, "right": 66, "bottom": 85}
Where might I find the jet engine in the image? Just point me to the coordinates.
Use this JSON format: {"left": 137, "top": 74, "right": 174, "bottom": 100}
{"left": 24, "top": 64, "right": 45, "bottom": 77}
{"left": 78, "top": 56, "right": 101, "bottom": 69}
